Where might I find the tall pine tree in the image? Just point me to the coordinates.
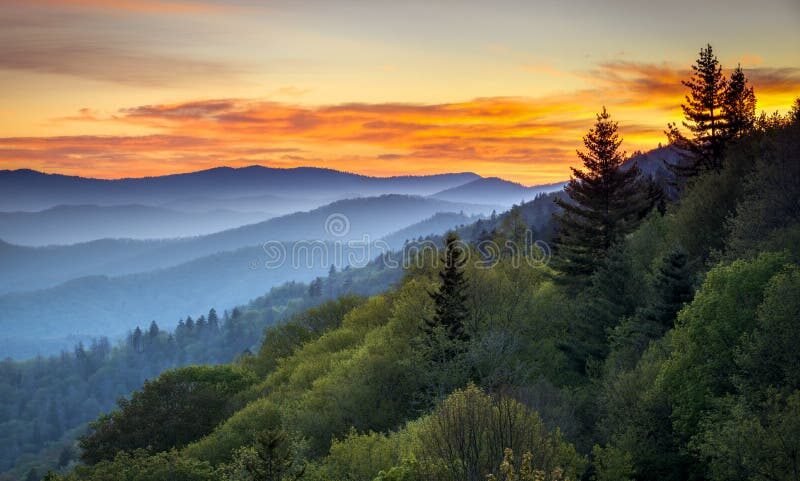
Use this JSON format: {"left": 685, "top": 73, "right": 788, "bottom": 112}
{"left": 553, "top": 107, "right": 652, "bottom": 285}
{"left": 723, "top": 64, "right": 756, "bottom": 140}
{"left": 666, "top": 44, "right": 728, "bottom": 177}
{"left": 424, "top": 232, "right": 469, "bottom": 342}
{"left": 640, "top": 246, "right": 694, "bottom": 329}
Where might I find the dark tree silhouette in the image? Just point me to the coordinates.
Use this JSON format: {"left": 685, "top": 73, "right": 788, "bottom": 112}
{"left": 553, "top": 107, "right": 652, "bottom": 284}
{"left": 666, "top": 44, "right": 728, "bottom": 176}
{"left": 642, "top": 246, "right": 694, "bottom": 329}
{"left": 723, "top": 64, "right": 756, "bottom": 140}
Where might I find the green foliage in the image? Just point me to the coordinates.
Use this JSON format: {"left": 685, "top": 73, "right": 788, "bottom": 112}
{"left": 660, "top": 252, "right": 789, "bottom": 438}
{"left": 694, "top": 390, "right": 800, "bottom": 481}
{"left": 412, "top": 384, "right": 584, "bottom": 481}
{"left": 54, "top": 450, "right": 216, "bottom": 481}
{"left": 183, "top": 397, "right": 283, "bottom": 465}
{"left": 590, "top": 445, "right": 633, "bottom": 481}
{"left": 735, "top": 267, "right": 800, "bottom": 396}
{"left": 217, "top": 429, "right": 305, "bottom": 481}
{"left": 423, "top": 232, "right": 469, "bottom": 343}
{"left": 598, "top": 337, "right": 693, "bottom": 481}
{"left": 311, "top": 429, "right": 410, "bottom": 481}
{"left": 724, "top": 120, "right": 800, "bottom": 260}
{"left": 79, "top": 365, "right": 256, "bottom": 464}
{"left": 244, "top": 295, "right": 365, "bottom": 377}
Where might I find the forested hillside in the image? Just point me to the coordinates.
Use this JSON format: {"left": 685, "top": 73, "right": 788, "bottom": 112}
{"left": 12, "top": 47, "right": 800, "bottom": 481}
{"left": 0, "top": 261, "right": 402, "bottom": 480}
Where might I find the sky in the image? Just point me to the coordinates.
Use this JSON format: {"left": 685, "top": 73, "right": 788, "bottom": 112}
{"left": 0, "top": 0, "right": 798, "bottom": 184}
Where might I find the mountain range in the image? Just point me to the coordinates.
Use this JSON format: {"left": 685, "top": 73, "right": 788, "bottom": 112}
{"left": 0, "top": 165, "right": 573, "bottom": 359}
{"left": 432, "top": 177, "right": 566, "bottom": 206}
{"left": 0, "top": 166, "right": 481, "bottom": 212}
{"left": 0, "top": 205, "right": 273, "bottom": 246}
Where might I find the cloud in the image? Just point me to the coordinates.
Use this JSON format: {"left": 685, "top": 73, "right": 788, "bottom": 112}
{"left": 3, "top": 62, "right": 798, "bottom": 184}
{"left": 746, "top": 67, "right": 800, "bottom": 93}
{"left": 0, "top": 39, "right": 244, "bottom": 87}
{"left": 0, "top": 2, "right": 245, "bottom": 87}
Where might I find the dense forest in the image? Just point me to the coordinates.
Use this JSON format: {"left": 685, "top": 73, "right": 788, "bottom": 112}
{"left": 9, "top": 45, "right": 800, "bottom": 481}
{"left": 0, "top": 262, "right": 401, "bottom": 480}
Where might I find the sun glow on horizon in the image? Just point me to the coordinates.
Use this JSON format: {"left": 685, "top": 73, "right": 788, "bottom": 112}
{"left": 1, "top": 0, "right": 798, "bottom": 184}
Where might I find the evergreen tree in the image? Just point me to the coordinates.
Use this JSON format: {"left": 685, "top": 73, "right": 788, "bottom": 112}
{"left": 666, "top": 44, "right": 728, "bottom": 176}
{"left": 255, "top": 429, "right": 298, "bottom": 481}
{"left": 208, "top": 308, "right": 219, "bottom": 331}
{"left": 553, "top": 107, "right": 652, "bottom": 285}
{"left": 723, "top": 64, "right": 756, "bottom": 140}
{"left": 790, "top": 97, "right": 800, "bottom": 124}
{"left": 131, "top": 327, "right": 143, "bottom": 353}
{"left": 148, "top": 321, "right": 159, "bottom": 339}
{"left": 424, "top": 232, "right": 469, "bottom": 342}
{"left": 308, "top": 278, "right": 323, "bottom": 298}
{"left": 640, "top": 246, "right": 694, "bottom": 329}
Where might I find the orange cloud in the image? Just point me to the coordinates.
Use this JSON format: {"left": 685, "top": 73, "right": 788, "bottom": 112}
{"left": 3, "top": 63, "right": 798, "bottom": 184}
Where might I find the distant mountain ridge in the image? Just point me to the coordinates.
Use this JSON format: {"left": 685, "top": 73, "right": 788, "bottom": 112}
{"left": 0, "top": 195, "right": 497, "bottom": 358}
{"left": 431, "top": 177, "right": 566, "bottom": 206}
{"left": 0, "top": 204, "right": 273, "bottom": 246}
{"left": 0, "top": 166, "right": 481, "bottom": 212}
{"left": 0, "top": 194, "right": 498, "bottom": 295}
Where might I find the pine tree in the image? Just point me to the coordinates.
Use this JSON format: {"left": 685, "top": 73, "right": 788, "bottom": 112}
{"left": 308, "top": 278, "right": 322, "bottom": 298}
{"left": 723, "top": 64, "right": 756, "bottom": 140}
{"left": 790, "top": 98, "right": 800, "bottom": 124}
{"left": 424, "top": 232, "right": 469, "bottom": 342}
{"left": 666, "top": 44, "right": 728, "bottom": 176}
{"left": 207, "top": 308, "right": 219, "bottom": 332}
{"left": 641, "top": 246, "right": 694, "bottom": 329}
{"left": 131, "top": 327, "right": 143, "bottom": 353}
{"left": 147, "top": 321, "right": 159, "bottom": 339}
{"left": 553, "top": 107, "right": 652, "bottom": 285}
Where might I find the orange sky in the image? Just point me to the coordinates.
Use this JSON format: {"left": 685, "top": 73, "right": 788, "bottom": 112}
{"left": 1, "top": 0, "right": 798, "bottom": 184}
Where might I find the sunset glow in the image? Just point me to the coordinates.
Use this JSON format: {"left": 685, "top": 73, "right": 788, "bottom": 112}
{"left": 1, "top": 0, "right": 798, "bottom": 184}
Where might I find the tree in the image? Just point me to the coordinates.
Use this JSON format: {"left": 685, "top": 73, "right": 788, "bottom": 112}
{"left": 416, "top": 384, "right": 584, "bottom": 481}
{"left": 666, "top": 44, "right": 728, "bottom": 177}
{"left": 221, "top": 430, "right": 303, "bottom": 481}
{"left": 147, "top": 321, "right": 159, "bottom": 339}
{"left": 641, "top": 246, "right": 694, "bottom": 330}
{"left": 723, "top": 64, "right": 756, "bottom": 140}
{"left": 308, "top": 278, "right": 322, "bottom": 298}
{"left": 423, "top": 232, "right": 469, "bottom": 343}
{"left": 80, "top": 366, "right": 256, "bottom": 464}
{"left": 790, "top": 97, "right": 800, "bottom": 124}
{"left": 208, "top": 308, "right": 219, "bottom": 332}
{"left": 553, "top": 107, "right": 652, "bottom": 285}
{"left": 131, "top": 327, "right": 143, "bottom": 353}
